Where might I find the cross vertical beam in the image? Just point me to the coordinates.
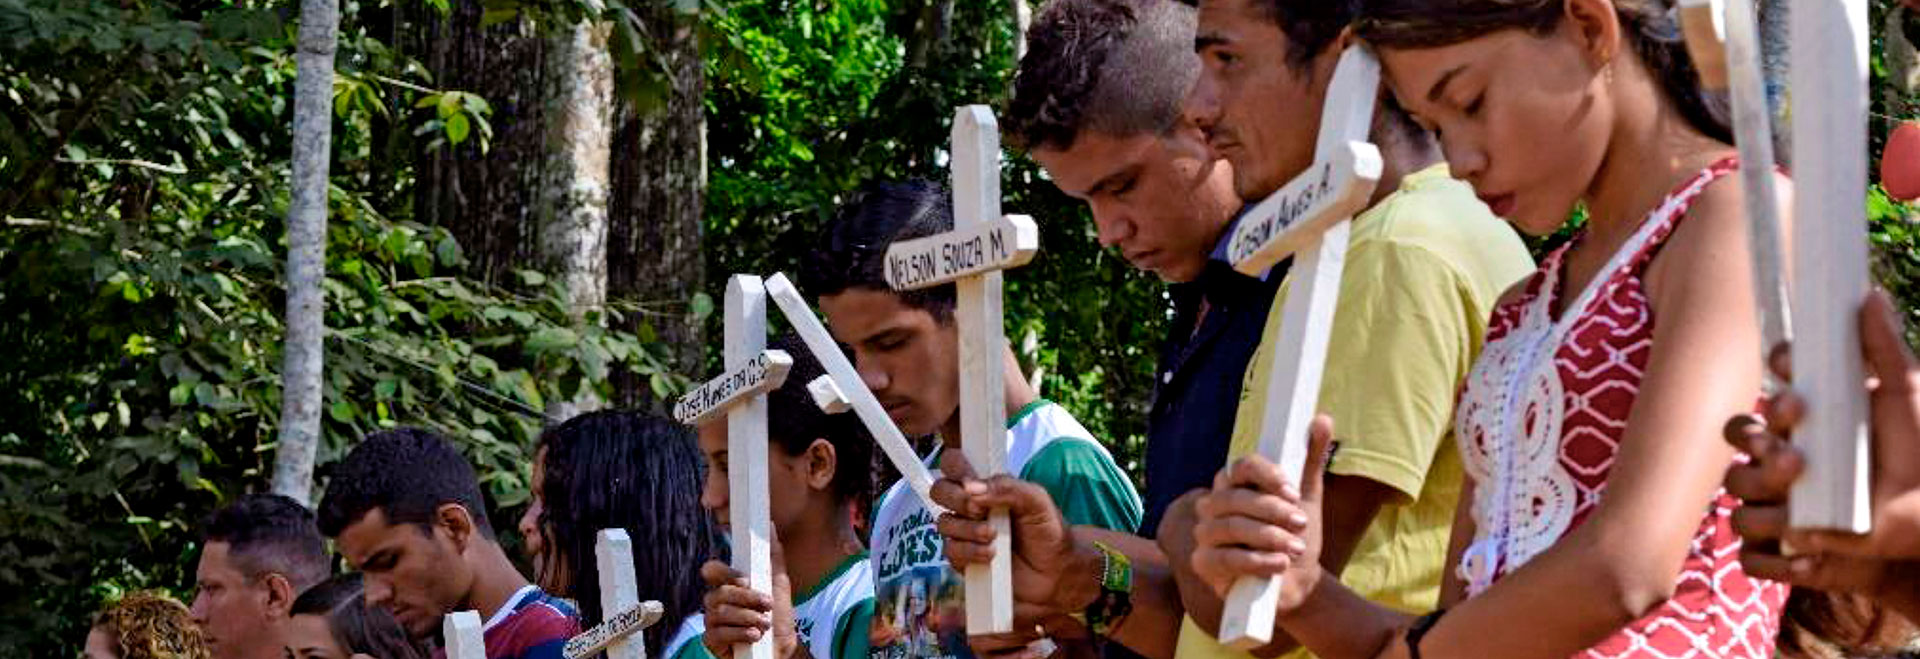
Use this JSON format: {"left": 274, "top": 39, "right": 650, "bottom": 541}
{"left": 726, "top": 274, "right": 776, "bottom": 659}
{"left": 1788, "top": 0, "right": 1873, "bottom": 533}
{"left": 597, "top": 530, "right": 645, "bottom": 659}
{"left": 949, "top": 106, "right": 1016, "bottom": 634}
{"left": 1216, "top": 46, "right": 1383, "bottom": 649}
{"left": 444, "top": 610, "right": 486, "bottom": 659}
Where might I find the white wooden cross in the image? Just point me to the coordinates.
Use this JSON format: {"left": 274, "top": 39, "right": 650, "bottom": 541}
{"left": 1215, "top": 45, "right": 1384, "bottom": 649}
{"left": 563, "top": 529, "right": 667, "bottom": 659}
{"left": 1784, "top": 0, "right": 1873, "bottom": 533}
{"left": 764, "top": 272, "right": 943, "bottom": 511}
{"left": 881, "top": 105, "right": 1040, "bottom": 636}
{"left": 807, "top": 374, "right": 853, "bottom": 415}
{"left": 675, "top": 274, "right": 784, "bottom": 659}
{"left": 443, "top": 610, "right": 486, "bottom": 659}
{"left": 1688, "top": 0, "right": 1875, "bottom": 535}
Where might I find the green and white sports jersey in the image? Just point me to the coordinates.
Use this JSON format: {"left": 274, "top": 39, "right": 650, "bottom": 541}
{"left": 868, "top": 399, "right": 1142, "bottom": 659}
{"left": 665, "top": 614, "right": 713, "bottom": 659}
{"left": 794, "top": 552, "right": 874, "bottom": 659}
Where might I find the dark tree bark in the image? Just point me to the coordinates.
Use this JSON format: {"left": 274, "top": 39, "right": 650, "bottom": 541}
{"left": 403, "top": 0, "right": 546, "bottom": 288}
{"left": 608, "top": 6, "right": 707, "bottom": 409}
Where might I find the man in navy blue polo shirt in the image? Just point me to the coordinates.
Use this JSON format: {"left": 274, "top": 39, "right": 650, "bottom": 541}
{"left": 1006, "top": 0, "right": 1277, "bottom": 544}
{"left": 923, "top": 0, "right": 1278, "bottom": 656}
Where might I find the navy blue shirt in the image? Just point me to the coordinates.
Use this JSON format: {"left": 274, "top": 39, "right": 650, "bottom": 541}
{"left": 1138, "top": 221, "right": 1284, "bottom": 537}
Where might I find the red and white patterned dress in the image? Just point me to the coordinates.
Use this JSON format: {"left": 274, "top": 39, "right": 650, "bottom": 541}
{"left": 1452, "top": 158, "right": 1786, "bottom": 658}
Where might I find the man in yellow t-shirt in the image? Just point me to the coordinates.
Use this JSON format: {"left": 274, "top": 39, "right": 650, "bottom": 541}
{"left": 1162, "top": 162, "right": 1532, "bottom": 659}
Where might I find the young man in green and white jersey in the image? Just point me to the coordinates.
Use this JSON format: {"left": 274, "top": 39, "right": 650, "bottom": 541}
{"left": 797, "top": 180, "right": 1143, "bottom": 659}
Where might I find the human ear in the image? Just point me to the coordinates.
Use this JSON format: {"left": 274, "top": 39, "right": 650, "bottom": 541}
{"left": 263, "top": 572, "right": 297, "bottom": 620}
{"left": 438, "top": 503, "right": 475, "bottom": 554}
{"left": 1562, "top": 0, "right": 1625, "bottom": 71}
{"left": 807, "top": 439, "right": 838, "bottom": 492}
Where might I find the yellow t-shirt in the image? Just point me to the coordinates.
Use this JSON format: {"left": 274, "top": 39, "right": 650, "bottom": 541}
{"left": 1175, "top": 164, "right": 1534, "bottom": 659}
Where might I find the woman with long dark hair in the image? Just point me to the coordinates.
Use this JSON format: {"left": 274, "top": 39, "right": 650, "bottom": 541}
{"left": 518, "top": 410, "right": 726, "bottom": 659}
{"left": 1186, "top": 0, "right": 1794, "bottom": 656}
{"left": 283, "top": 573, "right": 427, "bottom": 659}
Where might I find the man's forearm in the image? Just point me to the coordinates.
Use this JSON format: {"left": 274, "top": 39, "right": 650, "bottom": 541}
{"left": 1063, "top": 527, "right": 1183, "bottom": 659}
{"left": 1160, "top": 513, "right": 1306, "bottom": 658}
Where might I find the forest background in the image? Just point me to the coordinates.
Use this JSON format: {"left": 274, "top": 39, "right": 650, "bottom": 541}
{"left": 3, "top": 0, "right": 1918, "bottom": 655}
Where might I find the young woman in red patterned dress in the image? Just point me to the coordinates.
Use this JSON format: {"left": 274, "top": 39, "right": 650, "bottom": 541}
{"left": 1182, "top": 0, "right": 1792, "bottom": 656}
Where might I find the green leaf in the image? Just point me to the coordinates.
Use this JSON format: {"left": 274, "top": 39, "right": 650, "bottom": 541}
{"left": 690, "top": 292, "right": 715, "bottom": 320}
{"left": 525, "top": 327, "right": 578, "bottom": 354}
{"left": 445, "top": 113, "right": 471, "bottom": 145}
{"left": 435, "top": 235, "right": 465, "bottom": 266}
{"left": 329, "top": 400, "right": 355, "bottom": 423}
{"left": 481, "top": 8, "right": 520, "bottom": 28}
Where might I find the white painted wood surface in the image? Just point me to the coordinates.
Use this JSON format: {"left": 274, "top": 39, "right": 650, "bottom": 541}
{"left": 942, "top": 105, "right": 1019, "bottom": 635}
{"left": 1224, "top": 143, "right": 1381, "bottom": 276}
{"left": 807, "top": 374, "right": 852, "bottom": 414}
{"left": 565, "top": 601, "right": 664, "bottom": 659}
{"left": 764, "top": 273, "right": 941, "bottom": 511}
{"left": 673, "top": 350, "right": 795, "bottom": 425}
{"left": 883, "top": 214, "right": 1039, "bottom": 290}
{"left": 1788, "top": 0, "right": 1873, "bottom": 533}
{"left": 1216, "top": 46, "right": 1381, "bottom": 649}
{"left": 723, "top": 274, "right": 776, "bottom": 659}
{"left": 569, "top": 529, "right": 649, "bottom": 659}
{"left": 443, "top": 610, "right": 486, "bottom": 659}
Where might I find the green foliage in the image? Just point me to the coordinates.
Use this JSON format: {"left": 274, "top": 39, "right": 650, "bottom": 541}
{"left": 702, "top": 0, "right": 1167, "bottom": 477}
{"left": 0, "top": 0, "right": 679, "bottom": 654}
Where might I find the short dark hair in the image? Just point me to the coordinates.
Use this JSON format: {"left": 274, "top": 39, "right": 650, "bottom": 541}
{"left": 1173, "top": 0, "right": 1360, "bottom": 71}
{"left": 1176, "top": 0, "right": 1427, "bottom": 144}
{"left": 797, "top": 180, "right": 957, "bottom": 323}
{"left": 290, "top": 573, "right": 429, "bottom": 659}
{"left": 534, "top": 411, "right": 723, "bottom": 656}
{"left": 767, "top": 332, "right": 874, "bottom": 505}
{"left": 316, "top": 428, "right": 494, "bottom": 541}
{"left": 1006, "top": 0, "right": 1201, "bottom": 151}
{"left": 201, "top": 494, "right": 330, "bottom": 592}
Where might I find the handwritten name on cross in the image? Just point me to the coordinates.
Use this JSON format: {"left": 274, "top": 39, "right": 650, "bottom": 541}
{"left": 879, "top": 105, "right": 1034, "bottom": 635}
{"left": 563, "top": 530, "right": 666, "bottom": 659}
{"left": 674, "top": 350, "right": 794, "bottom": 426}
{"left": 763, "top": 272, "right": 942, "bottom": 511}
{"left": 1216, "top": 46, "right": 1383, "bottom": 650}
{"left": 675, "top": 274, "right": 779, "bottom": 659}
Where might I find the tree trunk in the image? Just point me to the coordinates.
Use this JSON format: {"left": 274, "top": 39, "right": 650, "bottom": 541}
{"left": 540, "top": 18, "right": 615, "bottom": 424}
{"left": 405, "top": 1, "right": 545, "bottom": 288}
{"left": 608, "top": 6, "right": 706, "bottom": 409}
{"left": 1011, "top": 0, "right": 1031, "bottom": 61}
{"left": 272, "top": 0, "right": 340, "bottom": 505}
